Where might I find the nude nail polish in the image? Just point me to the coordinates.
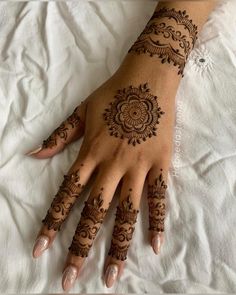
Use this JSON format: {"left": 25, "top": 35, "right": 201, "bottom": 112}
{"left": 62, "top": 266, "right": 78, "bottom": 292}
{"left": 25, "top": 145, "right": 43, "bottom": 156}
{"left": 32, "top": 235, "right": 49, "bottom": 258}
{"left": 105, "top": 264, "right": 119, "bottom": 288}
{"left": 152, "top": 234, "right": 162, "bottom": 255}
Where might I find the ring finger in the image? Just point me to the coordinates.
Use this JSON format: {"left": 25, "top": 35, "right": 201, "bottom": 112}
{"left": 103, "top": 168, "right": 147, "bottom": 288}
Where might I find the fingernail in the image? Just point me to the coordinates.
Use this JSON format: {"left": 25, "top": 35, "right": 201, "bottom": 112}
{"left": 152, "top": 234, "right": 162, "bottom": 255}
{"left": 32, "top": 235, "right": 49, "bottom": 258}
{"left": 105, "top": 264, "right": 119, "bottom": 288}
{"left": 62, "top": 265, "right": 78, "bottom": 292}
{"left": 25, "top": 145, "right": 42, "bottom": 156}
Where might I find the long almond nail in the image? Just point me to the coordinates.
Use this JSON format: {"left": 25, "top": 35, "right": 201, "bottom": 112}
{"left": 62, "top": 265, "right": 78, "bottom": 292}
{"left": 32, "top": 235, "right": 49, "bottom": 258}
{"left": 25, "top": 145, "right": 43, "bottom": 156}
{"left": 105, "top": 264, "right": 119, "bottom": 288}
{"left": 152, "top": 234, "right": 162, "bottom": 255}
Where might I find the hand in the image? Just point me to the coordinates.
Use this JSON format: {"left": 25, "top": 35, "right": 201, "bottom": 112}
{"left": 28, "top": 59, "right": 175, "bottom": 291}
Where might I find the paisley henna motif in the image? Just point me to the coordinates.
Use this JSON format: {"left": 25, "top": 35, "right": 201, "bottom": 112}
{"left": 42, "top": 106, "right": 81, "bottom": 149}
{"left": 129, "top": 8, "right": 198, "bottom": 75}
{"left": 68, "top": 188, "right": 108, "bottom": 257}
{"left": 112, "top": 225, "right": 134, "bottom": 242}
{"left": 42, "top": 165, "right": 84, "bottom": 231}
{"left": 103, "top": 83, "right": 164, "bottom": 146}
{"left": 108, "top": 190, "right": 139, "bottom": 261}
{"left": 148, "top": 169, "right": 167, "bottom": 232}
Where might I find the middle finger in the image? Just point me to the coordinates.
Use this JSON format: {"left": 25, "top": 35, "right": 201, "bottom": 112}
{"left": 103, "top": 167, "right": 147, "bottom": 288}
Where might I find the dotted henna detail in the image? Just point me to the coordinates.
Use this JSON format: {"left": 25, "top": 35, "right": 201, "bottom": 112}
{"left": 42, "top": 106, "right": 81, "bottom": 149}
{"left": 68, "top": 188, "right": 108, "bottom": 257}
{"left": 42, "top": 165, "right": 84, "bottom": 231}
{"left": 108, "top": 190, "right": 139, "bottom": 261}
{"left": 129, "top": 8, "right": 198, "bottom": 76}
{"left": 103, "top": 83, "right": 164, "bottom": 146}
{"left": 148, "top": 169, "right": 167, "bottom": 232}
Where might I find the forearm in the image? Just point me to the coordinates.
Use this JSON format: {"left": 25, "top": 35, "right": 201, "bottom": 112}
{"left": 114, "top": 1, "right": 216, "bottom": 100}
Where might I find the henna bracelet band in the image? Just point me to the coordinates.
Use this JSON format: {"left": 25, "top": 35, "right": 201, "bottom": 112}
{"left": 129, "top": 8, "right": 198, "bottom": 76}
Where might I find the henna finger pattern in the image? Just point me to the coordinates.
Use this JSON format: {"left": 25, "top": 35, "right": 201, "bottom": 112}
{"left": 42, "top": 106, "right": 81, "bottom": 149}
{"left": 108, "top": 190, "right": 139, "bottom": 261}
{"left": 148, "top": 169, "right": 167, "bottom": 232}
{"left": 42, "top": 165, "right": 84, "bottom": 231}
{"left": 68, "top": 188, "right": 108, "bottom": 257}
{"left": 129, "top": 8, "right": 198, "bottom": 75}
{"left": 103, "top": 83, "right": 164, "bottom": 146}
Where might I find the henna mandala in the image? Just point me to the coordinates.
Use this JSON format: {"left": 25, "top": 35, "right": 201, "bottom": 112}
{"left": 129, "top": 8, "right": 198, "bottom": 75}
{"left": 68, "top": 188, "right": 108, "bottom": 257}
{"left": 148, "top": 169, "right": 167, "bottom": 232}
{"left": 103, "top": 83, "right": 164, "bottom": 146}
{"left": 108, "top": 190, "right": 139, "bottom": 261}
{"left": 42, "top": 106, "right": 81, "bottom": 149}
{"left": 42, "top": 164, "right": 84, "bottom": 231}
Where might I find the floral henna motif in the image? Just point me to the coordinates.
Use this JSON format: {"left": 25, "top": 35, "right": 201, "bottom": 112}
{"left": 42, "top": 106, "right": 81, "bottom": 149}
{"left": 148, "top": 169, "right": 167, "bottom": 232}
{"left": 42, "top": 165, "right": 84, "bottom": 231}
{"left": 103, "top": 83, "right": 164, "bottom": 146}
{"left": 68, "top": 188, "right": 108, "bottom": 257}
{"left": 129, "top": 8, "right": 198, "bottom": 75}
{"left": 108, "top": 190, "right": 139, "bottom": 261}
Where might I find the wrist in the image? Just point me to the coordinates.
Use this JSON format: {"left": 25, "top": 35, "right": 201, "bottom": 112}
{"left": 113, "top": 54, "right": 181, "bottom": 101}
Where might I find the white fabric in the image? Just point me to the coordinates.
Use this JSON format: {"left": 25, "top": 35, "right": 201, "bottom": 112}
{"left": 1, "top": 1, "right": 236, "bottom": 293}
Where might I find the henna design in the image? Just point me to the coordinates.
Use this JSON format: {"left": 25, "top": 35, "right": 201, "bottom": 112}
{"left": 108, "top": 241, "right": 130, "bottom": 261}
{"left": 108, "top": 190, "right": 139, "bottom": 261}
{"left": 103, "top": 83, "right": 164, "bottom": 146}
{"left": 42, "top": 164, "right": 84, "bottom": 231}
{"left": 129, "top": 8, "right": 198, "bottom": 75}
{"left": 42, "top": 106, "right": 81, "bottom": 149}
{"left": 68, "top": 240, "right": 91, "bottom": 258}
{"left": 148, "top": 169, "right": 167, "bottom": 232}
{"left": 68, "top": 188, "right": 108, "bottom": 257}
{"left": 112, "top": 225, "right": 134, "bottom": 242}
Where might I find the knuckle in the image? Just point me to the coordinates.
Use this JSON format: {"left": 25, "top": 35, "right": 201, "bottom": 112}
{"left": 84, "top": 132, "right": 103, "bottom": 158}
{"left": 111, "top": 143, "right": 127, "bottom": 162}
{"left": 136, "top": 150, "right": 147, "bottom": 165}
{"left": 160, "top": 142, "right": 172, "bottom": 156}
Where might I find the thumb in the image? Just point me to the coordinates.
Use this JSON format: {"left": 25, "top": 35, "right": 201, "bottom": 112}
{"left": 26, "top": 101, "right": 87, "bottom": 159}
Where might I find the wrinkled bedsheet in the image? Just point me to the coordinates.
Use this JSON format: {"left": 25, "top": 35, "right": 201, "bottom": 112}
{"left": 1, "top": 1, "right": 236, "bottom": 293}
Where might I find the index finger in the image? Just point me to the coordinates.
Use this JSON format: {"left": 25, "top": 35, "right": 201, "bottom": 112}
{"left": 32, "top": 156, "right": 96, "bottom": 258}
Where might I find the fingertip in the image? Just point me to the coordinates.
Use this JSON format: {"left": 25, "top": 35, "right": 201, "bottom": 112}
{"left": 63, "top": 252, "right": 84, "bottom": 275}
{"left": 32, "top": 235, "right": 50, "bottom": 258}
{"left": 62, "top": 265, "right": 78, "bottom": 293}
{"left": 26, "top": 144, "right": 65, "bottom": 159}
{"left": 32, "top": 226, "right": 57, "bottom": 258}
{"left": 25, "top": 145, "right": 43, "bottom": 156}
{"left": 103, "top": 256, "right": 125, "bottom": 288}
{"left": 151, "top": 232, "right": 164, "bottom": 255}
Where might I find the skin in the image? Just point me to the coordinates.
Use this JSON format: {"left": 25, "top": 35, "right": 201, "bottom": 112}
{"left": 28, "top": 1, "right": 216, "bottom": 292}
